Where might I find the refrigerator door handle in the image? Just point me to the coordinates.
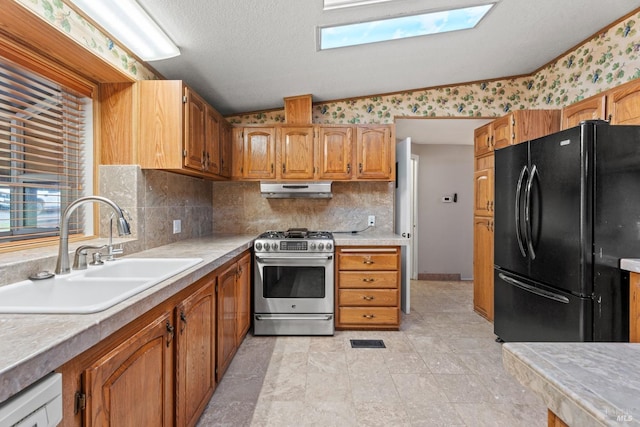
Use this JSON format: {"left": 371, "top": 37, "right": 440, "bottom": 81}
{"left": 524, "top": 164, "right": 538, "bottom": 260}
{"left": 515, "top": 165, "right": 528, "bottom": 258}
{"left": 498, "top": 273, "right": 570, "bottom": 304}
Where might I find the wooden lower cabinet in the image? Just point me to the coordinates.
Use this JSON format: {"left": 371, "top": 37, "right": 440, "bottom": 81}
{"left": 175, "top": 279, "right": 216, "bottom": 427}
{"left": 57, "top": 249, "right": 252, "bottom": 427}
{"left": 216, "top": 252, "right": 252, "bottom": 381}
{"left": 548, "top": 410, "right": 569, "bottom": 427}
{"left": 336, "top": 246, "right": 401, "bottom": 330}
{"left": 473, "top": 216, "right": 494, "bottom": 321}
{"left": 83, "top": 311, "right": 174, "bottom": 427}
{"left": 631, "top": 272, "right": 640, "bottom": 343}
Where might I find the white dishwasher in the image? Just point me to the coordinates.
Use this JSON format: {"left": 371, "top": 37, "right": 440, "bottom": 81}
{"left": 0, "top": 373, "right": 62, "bottom": 427}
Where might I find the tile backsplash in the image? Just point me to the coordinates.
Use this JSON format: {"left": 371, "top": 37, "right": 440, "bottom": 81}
{"left": 212, "top": 181, "right": 394, "bottom": 234}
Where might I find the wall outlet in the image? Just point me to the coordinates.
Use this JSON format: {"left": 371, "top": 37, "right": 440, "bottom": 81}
{"left": 368, "top": 215, "right": 376, "bottom": 227}
{"left": 173, "top": 219, "right": 181, "bottom": 234}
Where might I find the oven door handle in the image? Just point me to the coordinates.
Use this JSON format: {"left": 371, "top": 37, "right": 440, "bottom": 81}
{"left": 254, "top": 314, "right": 334, "bottom": 321}
{"left": 255, "top": 255, "right": 333, "bottom": 262}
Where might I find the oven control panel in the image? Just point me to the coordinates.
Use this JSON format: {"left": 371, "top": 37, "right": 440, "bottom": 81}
{"left": 254, "top": 240, "right": 334, "bottom": 253}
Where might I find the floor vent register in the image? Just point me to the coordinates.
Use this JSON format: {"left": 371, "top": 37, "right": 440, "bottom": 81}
{"left": 350, "top": 339, "right": 386, "bottom": 349}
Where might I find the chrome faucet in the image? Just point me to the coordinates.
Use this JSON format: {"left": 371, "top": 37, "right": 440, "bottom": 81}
{"left": 55, "top": 196, "right": 131, "bottom": 275}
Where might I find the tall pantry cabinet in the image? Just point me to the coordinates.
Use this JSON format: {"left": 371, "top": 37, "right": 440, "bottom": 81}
{"left": 473, "top": 110, "right": 561, "bottom": 321}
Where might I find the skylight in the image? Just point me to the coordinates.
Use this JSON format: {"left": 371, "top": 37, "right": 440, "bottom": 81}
{"left": 319, "top": 4, "right": 494, "bottom": 50}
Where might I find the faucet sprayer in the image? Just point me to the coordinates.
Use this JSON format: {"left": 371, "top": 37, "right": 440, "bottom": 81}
{"left": 55, "top": 196, "right": 131, "bottom": 275}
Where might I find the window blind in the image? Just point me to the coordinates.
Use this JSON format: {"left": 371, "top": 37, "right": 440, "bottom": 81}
{"left": 0, "top": 56, "right": 87, "bottom": 245}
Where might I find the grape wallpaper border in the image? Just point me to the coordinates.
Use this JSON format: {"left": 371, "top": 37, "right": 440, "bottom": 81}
{"left": 15, "top": 1, "right": 640, "bottom": 126}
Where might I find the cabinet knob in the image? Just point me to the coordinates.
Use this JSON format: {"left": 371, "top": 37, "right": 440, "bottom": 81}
{"left": 180, "top": 311, "right": 187, "bottom": 333}
{"left": 363, "top": 260, "right": 374, "bottom": 265}
{"left": 362, "top": 314, "right": 376, "bottom": 319}
{"left": 362, "top": 278, "right": 375, "bottom": 282}
{"left": 347, "top": 163, "right": 351, "bottom": 173}
{"left": 359, "top": 163, "right": 363, "bottom": 173}
{"left": 363, "top": 295, "right": 375, "bottom": 301}
{"left": 166, "top": 321, "right": 175, "bottom": 347}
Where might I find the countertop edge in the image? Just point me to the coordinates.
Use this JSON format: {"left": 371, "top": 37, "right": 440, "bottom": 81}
{"left": 502, "top": 344, "right": 605, "bottom": 427}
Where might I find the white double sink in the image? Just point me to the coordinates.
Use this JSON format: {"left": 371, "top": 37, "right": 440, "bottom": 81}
{"left": 0, "top": 258, "right": 202, "bottom": 314}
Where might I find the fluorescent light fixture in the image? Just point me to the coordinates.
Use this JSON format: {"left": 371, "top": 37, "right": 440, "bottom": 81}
{"left": 319, "top": 4, "right": 494, "bottom": 50}
{"left": 68, "top": 0, "right": 180, "bottom": 61}
{"left": 324, "top": 0, "right": 396, "bottom": 10}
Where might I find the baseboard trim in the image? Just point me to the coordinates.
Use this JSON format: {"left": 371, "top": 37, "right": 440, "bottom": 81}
{"left": 417, "top": 273, "right": 461, "bottom": 281}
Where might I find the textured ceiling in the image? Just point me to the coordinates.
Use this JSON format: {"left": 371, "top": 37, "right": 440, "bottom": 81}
{"left": 137, "top": 0, "right": 640, "bottom": 116}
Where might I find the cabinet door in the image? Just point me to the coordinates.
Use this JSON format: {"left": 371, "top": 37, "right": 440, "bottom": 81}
{"left": 473, "top": 165, "right": 494, "bottom": 217}
{"left": 631, "top": 272, "right": 640, "bottom": 343}
{"left": 317, "top": 127, "right": 353, "bottom": 180}
{"left": 356, "top": 126, "right": 392, "bottom": 179}
{"left": 492, "top": 115, "right": 512, "bottom": 149}
{"left": 175, "top": 279, "right": 216, "bottom": 427}
{"left": 561, "top": 95, "right": 606, "bottom": 129}
{"left": 474, "top": 123, "right": 493, "bottom": 156}
{"left": 231, "top": 127, "right": 244, "bottom": 179}
{"left": 244, "top": 127, "right": 276, "bottom": 179}
{"left": 512, "top": 109, "right": 561, "bottom": 143}
{"left": 84, "top": 312, "right": 174, "bottom": 427}
{"left": 235, "top": 252, "right": 251, "bottom": 343}
{"left": 219, "top": 121, "right": 233, "bottom": 178}
{"left": 184, "top": 88, "right": 206, "bottom": 171}
{"left": 216, "top": 263, "right": 237, "bottom": 381}
{"left": 204, "top": 106, "right": 221, "bottom": 175}
{"left": 473, "top": 217, "right": 494, "bottom": 321}
{"left": 607, "top": 79, "right": 640, "bottom": 125}
{"left": 279, "top": 126, "right": 315, "bottom": 179}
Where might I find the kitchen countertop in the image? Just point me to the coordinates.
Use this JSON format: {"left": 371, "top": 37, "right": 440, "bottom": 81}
{"left": 0, "top": 231, "right": 405, "bottom": 403}
{"left": 503, "top": 342, "right": 640, "bottom": 426}
{"left": 332, "top": 231, "right": 408, "bottom": 246}
{"left": 0, "top": 234, "right": 256, "bottom": 403}
{"left": 621, "top": 258, "right": 640, "bottom": 273}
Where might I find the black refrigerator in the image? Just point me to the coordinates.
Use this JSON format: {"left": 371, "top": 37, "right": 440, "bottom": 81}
{"left": 494, "top": 120, "right": 640, "bottom": 342}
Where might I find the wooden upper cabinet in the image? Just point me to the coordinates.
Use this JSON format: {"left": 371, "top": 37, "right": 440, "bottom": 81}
{"left": 317, "top": 127, "right": 353, "bottom": 180}
{"left": 607, "top": 79, "right": 640, "bottom": 125}
{"left": 474, "top": 166, "right": 494, "bottom": 217}
{"left": 83, "top": 311, "right": 174, "bottom": 426}
{"left": 219, "top": 120, "right": 233, "bottom": 178}
{"left": 175, "top": 279, "right": 216, "bottom": 427}
{"left": 511, "top": 110, "right": 561, "bottom": 144}
{"left": 561, "top": 94, "right": 606, "bottom": 129}
{"left": 278, "top": 126, "right": 315, "bottom": 179}
{"left": 244, "top": 127, "right": 276, "bottom": 179}
{"left": 474, "top": 122, "right": 493, "bottom": 156}
{"left": 184, "top": 88, "right": 207, "bottom": 171}
{"left": 492, "top": 115, "right": 512, "bottom": 150}
{"left": 205, "top": 106, "right": 221, "bottom": 175}
{"left": 356, "top": 126, "right": 393, "bottom": 180}
{"left": 231, "top": 127, "right": 244, "bottom": 179}
{"left": 284, "top": 94, "right": 312, "bottom": 124}
{"left": 136, "top": 80, "right": 230, "bottom": 180}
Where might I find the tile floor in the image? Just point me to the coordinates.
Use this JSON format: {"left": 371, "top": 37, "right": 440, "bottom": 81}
{"left": 196, "top": 281, "right": 547, "bottom": 426}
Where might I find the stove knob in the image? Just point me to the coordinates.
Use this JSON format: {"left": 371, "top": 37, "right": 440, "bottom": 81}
{"left": 255, "top": 242, "right": 262, "bottom": 251}
{"left": 310, "top": 243, "right": 317, "bottom": 250}
{"left": 318, "top": 243, "right": 324, "bottom": 250}
{"left": 271, "top": 242, "right": 278, "bottom": 251}
{"left": 263, "top": 243, "right": 270, "bottom": 251}
{"left": 326, "top": 243, "right": 333, "bottom": 251}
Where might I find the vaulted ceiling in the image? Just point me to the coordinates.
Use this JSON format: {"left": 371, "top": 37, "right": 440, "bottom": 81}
{"left": 138, "top": 0, "right": 640, "bottom": 116}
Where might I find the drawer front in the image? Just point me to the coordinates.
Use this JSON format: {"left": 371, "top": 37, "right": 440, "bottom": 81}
{"left": 339, "top": 307, "right": 399, "bottom": 326}
{"left": 338, "top": 271, "right": 398, "bottom": 289}
{"left": 339, "top": 289, "right": 397, "bottom": 307}
{"left": 338, "top": 253, "right": 398, "bottom": 271}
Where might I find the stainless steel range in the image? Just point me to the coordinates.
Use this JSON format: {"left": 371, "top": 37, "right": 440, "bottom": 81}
{"left": 253, "top": 228, "right": 335, "bottom": 335}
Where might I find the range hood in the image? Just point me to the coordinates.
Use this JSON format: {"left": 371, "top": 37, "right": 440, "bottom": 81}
{"left": 260, "top": 181, "right": 332, "bottom": 198}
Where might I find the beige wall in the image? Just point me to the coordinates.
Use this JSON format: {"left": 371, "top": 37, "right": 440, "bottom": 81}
{"left": 211, "top": 181, "right": 394, "bottom": 234}
{"left": 411, "top": 144, "right": 474, "bottom": 280}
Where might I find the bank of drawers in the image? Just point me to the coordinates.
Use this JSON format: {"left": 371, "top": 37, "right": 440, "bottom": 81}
{"left": 336, "top": 246, "right": 401, "bottom": 330}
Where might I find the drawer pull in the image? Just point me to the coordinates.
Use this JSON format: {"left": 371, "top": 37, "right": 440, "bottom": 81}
{"left": 363, "top": 295, "right": 375, "bottom": 301}
{"left": 363, "top": 260, "right": 374, "bottom": 265}
{"left": 362, "top": 278, "right": 375, "bottom": 283}
{"left": 362, "top": 314, "right": 376, "bottom": 319}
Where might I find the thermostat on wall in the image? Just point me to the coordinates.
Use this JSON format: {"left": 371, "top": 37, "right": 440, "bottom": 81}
{"left": 441, "top": 193, "right": 458, "bottom": 203}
